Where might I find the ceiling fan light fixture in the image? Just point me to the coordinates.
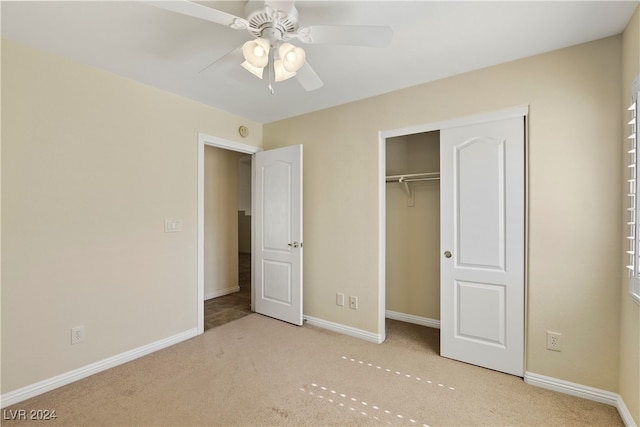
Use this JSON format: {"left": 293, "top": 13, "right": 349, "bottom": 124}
{"left": 242, "top": 37, "right": 270, "bottom": 68}
{"left": 278, "top": 43, "right": 305, "bottom": 72}
{"left": 241, "top": 60, "right": 264, "bottom": 79}
{"left": 273, "top": 59, "right": 297, "bottom": 82}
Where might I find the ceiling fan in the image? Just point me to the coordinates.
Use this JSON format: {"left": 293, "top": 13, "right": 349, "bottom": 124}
{"left": 144, "top": 0, "right": 393, "bottom": 93}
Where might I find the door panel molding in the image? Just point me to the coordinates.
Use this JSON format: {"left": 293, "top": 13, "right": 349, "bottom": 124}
{"left": 455, "top": 280, "right": 506, "bottom": 346}
{"left": 454, "top": 136, "right": 507, "bottom": 271}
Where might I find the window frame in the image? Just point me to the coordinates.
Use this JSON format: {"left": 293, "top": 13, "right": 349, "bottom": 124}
{"left": 627, "top": 80, "right": 640, "bottom": 305}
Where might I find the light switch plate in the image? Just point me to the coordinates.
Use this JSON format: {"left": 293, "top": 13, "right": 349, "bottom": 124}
{"left": 164, "top": 219, "right": 183, "bottom": 233}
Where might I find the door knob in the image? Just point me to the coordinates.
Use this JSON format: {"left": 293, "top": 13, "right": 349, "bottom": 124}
{"left": 444, "top": 250, "right": 452, "bottom": 258}
{"left": 288, "top": 242, "right": 301, "bottom": 248}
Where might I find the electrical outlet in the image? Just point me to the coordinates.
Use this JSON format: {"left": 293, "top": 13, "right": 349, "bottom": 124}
{"left": 546, "top": 331, "right": 561, "bottom": 351}
{"left": 71, "top": 326, "right": 85, "bottom": 345}
{"left": 336, "top": 293, "right": 345, "bottom": 307}
{"left": 349, "top": 296, "right": 358, "bottom": 309}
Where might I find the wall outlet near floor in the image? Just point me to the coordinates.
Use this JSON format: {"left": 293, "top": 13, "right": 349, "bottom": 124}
{"left": 336, "top": 293, "right": 345, "bottom": 307}
{"left": 349, "top": 296, "right": 358, "bottom": 310}
{"left": 546, "top": 331, "right": 561, "bottom": 351}
{"left": 71, "top": 326, "right": 85, "bottom": 345}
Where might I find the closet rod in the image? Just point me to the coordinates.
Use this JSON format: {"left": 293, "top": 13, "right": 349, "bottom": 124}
{"left": 400, "top": 177, "right": 440, "bottom": 182}
{"left": 386, "top": 172, "right": 440, "bottom": 206}
{"left": 385, "top": 172, "right": 440, "bottom": 183}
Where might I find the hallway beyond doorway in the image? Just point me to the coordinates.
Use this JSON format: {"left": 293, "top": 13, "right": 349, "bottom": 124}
{"left": 204, "top": 252, "right": 251, "bottom": 330}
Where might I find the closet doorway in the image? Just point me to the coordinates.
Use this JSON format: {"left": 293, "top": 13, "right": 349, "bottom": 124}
{"left": 385, "top": 131, "right": 441, "bottom": 331}
{"left": 379, "top": 108, "right": 527, "bottom": 377}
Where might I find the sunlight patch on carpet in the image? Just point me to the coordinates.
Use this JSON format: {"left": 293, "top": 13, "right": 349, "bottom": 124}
{"left": 299, "top": 383, "right": 430, "bottom": 427}
{"left": 341, "top": 355, "right": 456, "bottom": 390}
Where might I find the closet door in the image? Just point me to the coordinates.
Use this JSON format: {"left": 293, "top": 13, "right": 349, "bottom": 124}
{"left": 440, "top": 116, "right": 524, "bottom": 376}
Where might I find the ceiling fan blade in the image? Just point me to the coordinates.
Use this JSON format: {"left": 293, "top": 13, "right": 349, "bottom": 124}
{"left": 199, "top": 47, "right": 243, "bottom": 73}
{"left": 296, "top": 62, "right": 323, "bottom": 92}
{"left": 142, "top": 0, "right": 249, "bottom": 29}
{"left": 295, "top": 25, "right": 393, "bottom": 48}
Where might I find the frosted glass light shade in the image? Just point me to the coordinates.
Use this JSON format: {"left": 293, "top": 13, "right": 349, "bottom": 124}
{"left": 241, "top": 60, "right": 264, "bottom": 79}
{"left": 274, "top": 59, "right": 296, "bottom": 82}
{"left": 278, "top": 43, "right": 305, "bottom": 72}
{"left": 242, "top": 37, "right": 270, "bottom": 68}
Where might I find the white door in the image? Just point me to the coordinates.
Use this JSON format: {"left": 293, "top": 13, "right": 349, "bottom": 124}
{"left": 253, "top": 145, "right": 303, "bottom": 326}
{"left": 440, "top": 116, "right": 525, "bottom": 376}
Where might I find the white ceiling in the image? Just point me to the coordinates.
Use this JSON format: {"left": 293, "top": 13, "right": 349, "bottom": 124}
{"left": 2, "top": 1, "right": 638, "bottom": 123}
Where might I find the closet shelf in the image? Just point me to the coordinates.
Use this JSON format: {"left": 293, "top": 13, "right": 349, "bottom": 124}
{"left": 386, "top": 172, "right": 440, "bottom": 206}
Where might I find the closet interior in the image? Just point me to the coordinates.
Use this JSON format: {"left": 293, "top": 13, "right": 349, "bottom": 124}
{"left": 385, "top": 130, "right": 441, "bottom": 326}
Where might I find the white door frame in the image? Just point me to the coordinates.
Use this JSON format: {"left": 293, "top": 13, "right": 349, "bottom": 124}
{"left": 197, "top": 133, "right": 261, "bottom": 335}
{"left": 377, "top": 106, "right": 529, "bottom": 343}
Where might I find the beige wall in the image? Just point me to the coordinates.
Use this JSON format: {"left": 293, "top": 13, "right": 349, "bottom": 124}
{"left": 238, "top": 212, "right": 251, "bottom": 254}
{"left": 204, "top": 145, "right": 245, "bottom": 299}
{"left": 386, "top": 132, "right": 440, "bottom": 319}
{"left": 620, "top": 6, "right": 640, "bottom": 425}
{"left": 1, "top": 38, "right": 262, "bottom": 393}
{"left": 265, "top": 36, "right": 623, "bottom": 392}
{"left": 238, "top": 156, "right": 252, "bottom": 254}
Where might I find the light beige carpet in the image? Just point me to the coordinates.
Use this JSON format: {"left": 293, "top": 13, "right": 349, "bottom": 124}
{"left": 3, "top": 314, "right": 623, "bottom": 426}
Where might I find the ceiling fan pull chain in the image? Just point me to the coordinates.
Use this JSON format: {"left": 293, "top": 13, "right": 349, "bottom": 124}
{"left": 268, "top": 47, "right": 275, "bottom": 94}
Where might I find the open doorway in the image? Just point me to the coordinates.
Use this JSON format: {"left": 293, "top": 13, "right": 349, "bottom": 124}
{"left": 384, "top": 130, "right": 441, "bottom": 352}
{"left": 197, "top": 134, "right": 260, "bottom": 335}
{"left": 385, "top": 131, "right": 441, "bottom": 326}
{"left": 202, "top": 147, "right": 253, "bottom": 330}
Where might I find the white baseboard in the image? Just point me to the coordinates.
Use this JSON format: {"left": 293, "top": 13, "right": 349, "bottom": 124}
{"left": 525, "top": 372, "right": 637, "bottom": 427}
{"left": 616, "top": 396, "right": 637, "bottom": 427}
{"left": 385, "top": 310, "right": 440, "bottom": 329}
{"left": 204, "top": 286, "right": 240, "bottom": 301}
{"left": 304, "top": 315, "right": 384, "bottom": 344}
{"left": 1, "top": 328, "right": 198, "bottom": 409}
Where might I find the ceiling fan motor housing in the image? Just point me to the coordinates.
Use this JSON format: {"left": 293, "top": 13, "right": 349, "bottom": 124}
{"left": 244, "top": 2, "right": 299, "bottom": 43}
